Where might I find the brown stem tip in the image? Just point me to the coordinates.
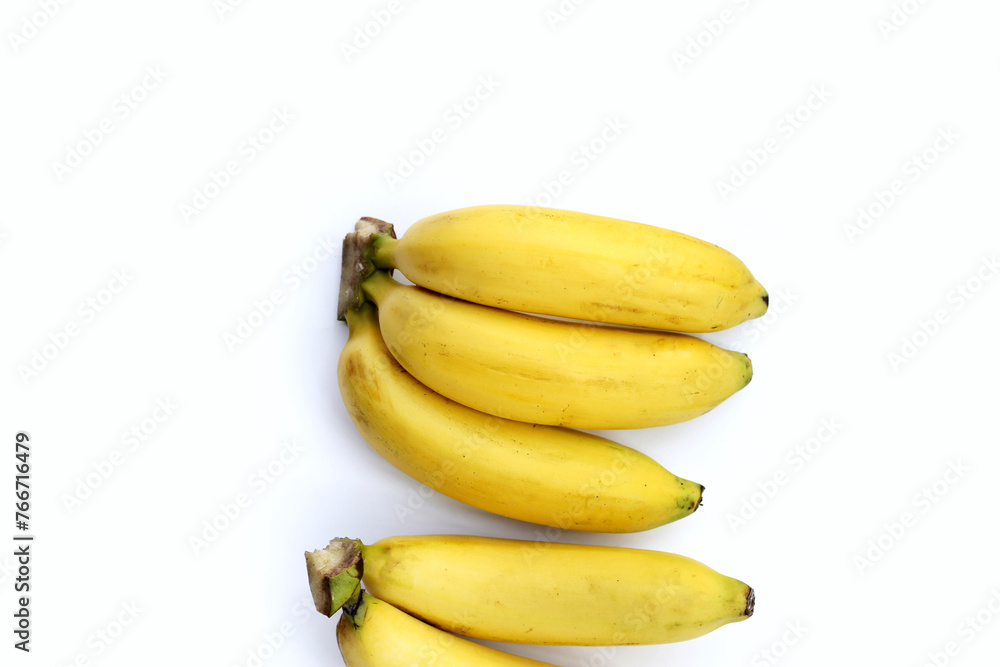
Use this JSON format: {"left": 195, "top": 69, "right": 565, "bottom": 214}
{"left": 304, "top": 538, "right": 364, "bottom": 616}
{"left": 336, "top": 218, "right": 395, "bottom": 321}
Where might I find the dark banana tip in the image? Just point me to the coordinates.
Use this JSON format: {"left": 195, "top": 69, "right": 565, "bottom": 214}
{"left": 744, "top": 588, "right": 755, "bottom": 617}
{"left": 686, "top": 484, "right": 705, "bottom": 512}
{"left": 761, "top": 294, "right": 769, "bottom": 308}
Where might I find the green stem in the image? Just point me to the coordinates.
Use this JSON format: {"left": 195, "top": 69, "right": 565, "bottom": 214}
{"left": 369, "top": 234, "right": 398, "bottom": 270}
{"left": 340, "top": 588, "right": 367, "bottom": 629}
{"left": 359, "top": 270, "right": 398, "bottom": 306}
{"left": 336, "top": 218, "right": 396, "bottom": 322}
{"left": 343, "top": 301, "right": 379, "bottom": 336}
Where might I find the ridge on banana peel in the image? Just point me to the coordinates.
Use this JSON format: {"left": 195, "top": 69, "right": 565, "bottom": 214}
{"left": 337, "top": 204, "right": 768, "bottom": 333}
{"left": 339, "top": 301, "right": 703, "bottom": 533}
{"left": 356, "top": 270, "right": 752, "bottom": 430}
{"left": 337, "top": 589, "right": 558, "bottom": 666}
{"left": 306, "top": 535, "right": 754, "bottom": 646}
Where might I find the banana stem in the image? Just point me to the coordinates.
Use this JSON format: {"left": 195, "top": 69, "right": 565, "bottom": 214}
{"left": 305, "top": 538, "right": 365, "bottom": 616}
{"left": 336, "top": 218, "right": 396, "bottom": 321}
{"left": 369, "top": 234, "right": 398, "bottom": 269}
{"left": 359, "top": 269, "right": 397, "bottom": 306}
{"left": 343, "top": 301, "right": 379, "bottom": 335}
{"left": 340, "top": 585, "right": 365, "bottom": 624}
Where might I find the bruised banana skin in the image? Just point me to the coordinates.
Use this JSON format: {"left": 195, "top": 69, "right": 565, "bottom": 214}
{"left": 367, "top": 204, "right": 768, "bottom": 333}
{"left": 338, "top": 302, "right": 702, "bottom": 533}
{"left": 361, "top": 271, "right": 753, "bottom": 430}
{"left": 337, "top": 591, "right": 558, "bottom": 667}
{"left": 307, "top": 535, "right": 754, "bottom": 646}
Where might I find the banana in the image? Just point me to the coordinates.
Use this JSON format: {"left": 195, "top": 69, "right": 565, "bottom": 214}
{"left": 358, "top": 204, "right": 768, "bottom": 333}
{"left": 307, "top": 535, "right": 754, "bottom": 646}
{"left": 339, "top": 302, "right": 702, "bottom": 532}
{"left": 359, "top": 270, "right": 752, "bottom": 430}
{"left": 337, "top": 589, "right": 558, "bottom": 666}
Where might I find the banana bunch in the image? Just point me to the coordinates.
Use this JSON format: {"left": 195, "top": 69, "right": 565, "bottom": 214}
{"left": 315, "top": 205, "right": 766, "bottom": 665}
{"left": 338, "top": 206, "right": 761, "bottom": 429}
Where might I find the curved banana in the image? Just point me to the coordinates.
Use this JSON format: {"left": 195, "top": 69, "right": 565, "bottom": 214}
{"left": 307, "top": 535, "right": 754, "bottom": 646}
{"left": 337, "top": 590, "right": 557, "bottom": 666}
{"left": 338, "top": 302, "right": 702, "bottom": 532}
{"left": 360, "top": 271, "right": 752, "bottom": 430}
{"left": 363, "top": 204, "right": 768, "bottom": 333}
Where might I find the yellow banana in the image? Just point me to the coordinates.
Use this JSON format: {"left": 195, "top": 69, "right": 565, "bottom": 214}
{"left": 337, "top": 590, "right": 558, "bottom": 666}
{"left": 339, "top": 302, "right": 702, "bottom": 532}
{"left": 307, "top": 535, "right": 754, "bottom": 646}
{"left": 360, "top": 204, "right": 768, "bottom": 333}
{"left": 359, "top": 270, "right": 752, "bottom": 430}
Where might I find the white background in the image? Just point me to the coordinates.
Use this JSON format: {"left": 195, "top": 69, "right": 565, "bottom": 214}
{"left": 3, "top": 1, "right": 1000, "bottom": 666}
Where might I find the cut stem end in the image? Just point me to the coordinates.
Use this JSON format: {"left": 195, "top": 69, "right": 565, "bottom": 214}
{"left": 304, "top": 538, "right": 364, "bottom": 616}
{"left": 337, "top": 218, "right": 396, "bottom": 321}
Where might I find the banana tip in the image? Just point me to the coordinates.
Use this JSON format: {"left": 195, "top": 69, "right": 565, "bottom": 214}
{"left": 739, "top": 352, "right": 753, "bottom": 385}
{"left": 744, "top": 587, "right": 755, "bottom": 617}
